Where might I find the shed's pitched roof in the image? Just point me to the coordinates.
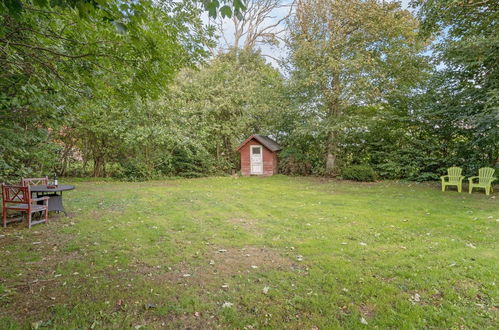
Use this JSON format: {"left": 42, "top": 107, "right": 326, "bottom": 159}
{"left": 236, "top": 134, "right": 281, "bottom": 152}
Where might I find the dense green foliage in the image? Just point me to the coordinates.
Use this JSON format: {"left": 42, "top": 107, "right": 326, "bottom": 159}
{"left": 0, "top": 0, "right": 213, "bottom": 181}
{"left": 341, "top": 164, "right": 378, "bottom": 182}
{"left": 0, "top": 0, "right": 497, "bottom": 182}
{"left": 410, "top": 0, "right": 499, "bottom": 176}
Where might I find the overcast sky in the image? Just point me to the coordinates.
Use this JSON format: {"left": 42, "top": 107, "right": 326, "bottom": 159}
{"left": 204, "top": 0, "right": 414, "bottom": 69}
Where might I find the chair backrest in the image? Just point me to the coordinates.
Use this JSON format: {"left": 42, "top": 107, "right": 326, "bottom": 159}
{"left": 21, "top": 177, "right": 48, "bottom": 186}
{"left": 478, "top": 167, "right": 495, "bottom": 183}
{"left": 447, "top": 167, "right": 462, "bottom": 182}
{"left": 2, "top": 184, "right": 31, "bottom": 204}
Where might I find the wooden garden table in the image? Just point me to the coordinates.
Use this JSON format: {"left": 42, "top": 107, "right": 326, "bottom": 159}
{"left": 30, "top": 185, "right": 75, "bottom": 216}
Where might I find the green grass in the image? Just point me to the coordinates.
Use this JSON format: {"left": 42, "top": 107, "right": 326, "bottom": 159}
{"left": 0, "top": 176, "right": 497, "bottom": 329}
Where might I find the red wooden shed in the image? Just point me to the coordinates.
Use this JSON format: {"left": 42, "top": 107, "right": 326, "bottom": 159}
{"left": 236, "top": 134, "right": 281, "bottom": 176}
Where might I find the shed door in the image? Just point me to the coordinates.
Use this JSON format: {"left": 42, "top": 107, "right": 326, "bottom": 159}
{"left": 250, "top": 145, "right": 263, "bottom": 175}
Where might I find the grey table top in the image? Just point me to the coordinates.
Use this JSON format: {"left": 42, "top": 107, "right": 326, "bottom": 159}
{"left": 30, "top": 185, "right": 75, "bottom": 193}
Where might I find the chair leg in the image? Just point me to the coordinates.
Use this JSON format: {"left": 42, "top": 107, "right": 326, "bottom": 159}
{"left": 45, "top": 207, "right": 49, "bottom": 224}
{"left": 458, "top": 184, "right": 462, "bottom": 193}
{"left": 485, "top": 186, "right": 490, "bottom": 196}
{"left": 27, "top": 212, "right": 32, "bottom": 229}
{"left": 2, "top": 207, "right": 6, "bottom": 228}
{"left": 442, "top": 184, "right": 445, "bottom": 192}
{"left": 469, "top": 185, "right": 472, "bottom": 194}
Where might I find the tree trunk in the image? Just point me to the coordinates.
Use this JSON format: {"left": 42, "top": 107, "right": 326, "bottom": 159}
{"left": 59, "top": 145, "right": 73, "bottom": 176}
{"left": 326, "top": 131, "right": 337, "bottom": 172}
{"left": 82, "top": 158, "right": 87, "bottom": 176}
{"left": 93, "top": 156, "right": 104, "bottom": 177}
{"left": 324, "top": 71, "right": 342, "bottom": 174}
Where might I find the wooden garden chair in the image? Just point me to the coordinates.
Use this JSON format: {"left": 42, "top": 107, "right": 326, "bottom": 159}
{"left": 440, "top": 166, "right": 464, "bottom": 192}
{"left": 22, "top": 176, "right": 54, "bottom": 201}
{"left": 21, "top": 177, "right": 49, "bottom": 186}
{"left": 2, "top": 184, "right": 49, "bottom": 228}
{"left": 468, "top": 167, "right": 496, "bottom": 195}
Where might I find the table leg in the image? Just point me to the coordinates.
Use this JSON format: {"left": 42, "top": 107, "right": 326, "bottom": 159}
{"left": 47, "top": 193, "right": 67, "bottom": 215}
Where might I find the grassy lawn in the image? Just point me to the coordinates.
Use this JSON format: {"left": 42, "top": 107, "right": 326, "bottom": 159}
{"left": 0, "top": 176, "right": 497, "bottom": 329}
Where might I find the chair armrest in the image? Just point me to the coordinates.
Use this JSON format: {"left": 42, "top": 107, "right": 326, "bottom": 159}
{"left": 468, "top": 176, "right": 478, "bottom": 182}
{"left": 440, "top": 175, "right": 448, "bottom": 181}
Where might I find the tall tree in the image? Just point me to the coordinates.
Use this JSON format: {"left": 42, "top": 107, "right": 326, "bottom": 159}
{"left": 412, "top": 0, "right": 499, "bottom": 170}
{"left": 0, "top": 0, "right": 213, "bottom": 180}
{"left": 287, "top": 0, "right": 428, "bottom": 173}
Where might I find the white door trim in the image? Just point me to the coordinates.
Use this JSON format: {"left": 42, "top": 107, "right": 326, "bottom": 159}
{"left": 250, "top": 145, "right": 263, "bottom": 175}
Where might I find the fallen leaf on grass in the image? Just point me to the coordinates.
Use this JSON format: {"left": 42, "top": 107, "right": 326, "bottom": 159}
{"left": 262, "top": 286, "right": 270, "bottom": 294}
{"left": 360, "top": 317, "right": 368, "bottom": 325}
{"left": 409, "top": 293, "right": 421, "bottom": 304}
{"left": 222, "top": 302, "right": 233, "bottom": 308}
{"left": 466, "top": 243, "right": 476, "bottom": 249}
{"left": 31, "top": 321, "right": 44, "bottom": 330}
{"left": 359, "top": 242, "right": 367, "bottom": 246}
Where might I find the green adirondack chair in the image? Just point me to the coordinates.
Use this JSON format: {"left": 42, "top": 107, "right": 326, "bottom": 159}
{"left": 440, "top": 166, "right": 464, "bottom": 192}
{"left": 468, "top": 167, "right": 496, "bottom": 195}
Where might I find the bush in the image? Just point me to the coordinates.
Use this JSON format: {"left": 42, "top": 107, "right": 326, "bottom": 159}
{"left": 342, "top": 164, "right": 377, "bottom": 182}
{"left": 115, "top": 160, "right": 153, "bottom": 181}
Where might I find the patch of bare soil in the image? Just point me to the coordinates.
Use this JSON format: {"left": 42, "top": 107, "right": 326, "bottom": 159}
{"left": 136, "top": 246, "right": 300, "bottom": 288}
{"left": 430, "top": 291, "right": 444, "bottom": 306}
{"left": 359, "top": 303, "right": 376, "bottom": 319}
{"left": 130, "top": 245, "right": 301, "bottom": 329}
{"left": 204, "top": 246, "right": 295, "bottom": 278}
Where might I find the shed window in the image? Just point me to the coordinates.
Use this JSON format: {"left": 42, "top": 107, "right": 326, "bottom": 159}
{"left": 252, "top": 147, "right": 261, "bottom": 154}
